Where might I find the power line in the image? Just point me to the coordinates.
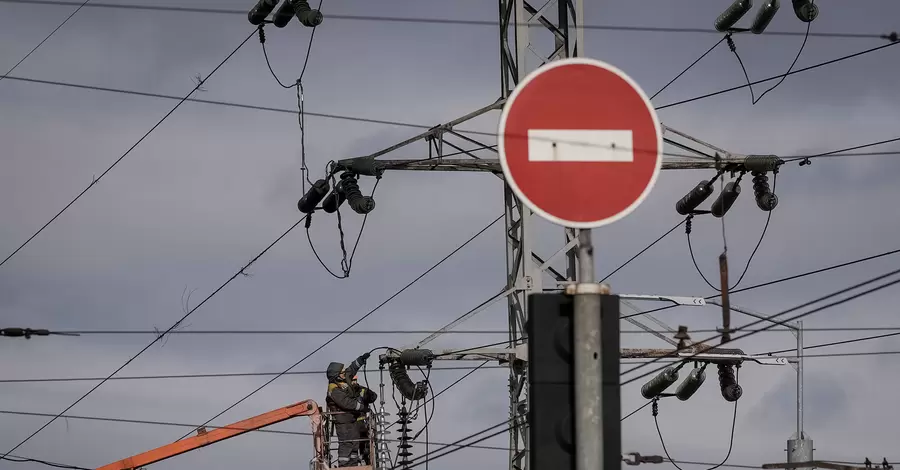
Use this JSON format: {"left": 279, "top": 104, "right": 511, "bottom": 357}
{"left": 0, "top": 409, "right": 508, "bottom": 452}
{"left": 620, "top": 246, "right": 900, "bottom": 320}
{"left": 657, "top": 40, "right": 900, "bottom": 110}
{"left": 171, "top": 214, "right": 503, "bottom": 441}
{"left": 0, "top": 0, "right": 894, "bottom": 39}
{"left": 650, "top": 35, "right": 729, "bottom": 101}
{"left": 785, "top": 137, "right": 900, "bottom": 163}
{"left": 2, "top": 38, "right": 896, "bottom": 151}
{"left": 0, "top": 364, "right": 502, "bottom": 384}
{"left": 0, "top": 27, "right": 259, "bottom": 269}
{"left": 621, "top": 265, "right": 900, "bottom": 387}
{"left": 1, "top": 455, "right": 91, "bottom": 470}
{"left": 0, "top": 0, "right": 90, "bottom": 85}
{"left": 401, "top": 419, "right": 518, "bottom": 469}
{"left": 0, "top": 212, "right": 309, "bottom": 460}
{"left": 22, "top": 325, "right": 900, "bottom": 336}
{"left": 765, "top": 330, "right": 900, "bottom": 355}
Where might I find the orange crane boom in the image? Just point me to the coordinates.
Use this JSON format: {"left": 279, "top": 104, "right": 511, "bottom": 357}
{"left": 96, "top": 399, "right": 326, "bottom": 470}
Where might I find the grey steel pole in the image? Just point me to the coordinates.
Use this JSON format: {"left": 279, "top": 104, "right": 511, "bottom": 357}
{"left": 797, "top": 320, "right": 804, "bottom": 439}
{"left": 573, "top": 229, "right": 603, "bottom": 470}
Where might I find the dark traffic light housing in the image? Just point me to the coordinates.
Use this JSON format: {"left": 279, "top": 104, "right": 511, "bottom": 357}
{"left": 527, "top": 293, "right": 620, "bottom": 470}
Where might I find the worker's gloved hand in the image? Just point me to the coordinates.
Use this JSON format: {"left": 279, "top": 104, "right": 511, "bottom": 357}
{"left": 358, "top": 352, "right": 371, "bottom": 363}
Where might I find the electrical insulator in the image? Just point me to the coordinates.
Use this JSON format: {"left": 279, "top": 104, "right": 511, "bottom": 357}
{"left": 711, "top": 181, "right": 741, "bottom": 218}
{"left": 715, "top": 0, "right": 754, "bottom": 32}
{"left": 297, "top": 179, "right": 330, "bottom": 214}
{"left": 374, "top": 408, "right": 393, "bottom": 468}
{"left": 752, "top": 172, "right": 778, "bottom": 211}
{"left": 743, "top": 155, "right": 783, "bottom": 173}
{"left": 247, "top": 0, "right": 279, "bottom": 25}
{"left": 750, "top": 0, "right": 780, "bottom": 34}
{"left": 791, "top": 0, "right": 818, "bottom": 22}
{"left": 290, "top": 0, "right": 324, "bottom": 27}
{"left": 717, "top": 364, "right": 743, "bottom": 402}
{"left": 271, "top": 0, "right": 296, "bottom": 27}
{"left": 398, "top": 349, "right": 435, "bottom": 367}
{"left": 396, "top": 406, "right": 413, "bottom": 469}
{"left": 640, "top": 366, "right": 680, "bottom": 399}
{"left": 676, "top": 181, "right": 714, "bottom": 215}
{"left": 321, "top": 173, "right": 375, "bottom": 215}
{"left": 675, "top": 366, "right": 707, "bottom": 401}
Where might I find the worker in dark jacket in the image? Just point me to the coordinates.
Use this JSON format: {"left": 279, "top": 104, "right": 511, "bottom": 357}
{"left": 326, "top": 353, "right": 376, "bottom": 467}
{"left": 350, "top": 375, "right": 377, "bottom": 465}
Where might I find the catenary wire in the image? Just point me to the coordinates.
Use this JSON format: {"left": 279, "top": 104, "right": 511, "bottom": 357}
{"left": 657, "top": 40, "right": 899, "bottom": 110}
{"left": 621, "top": 266, "right": 900, "bottom": 387}
{"left": 1, "top": 0, "right": 895, "bottom": 39}
{"left": 0, "top": 212, "right": 309, "bottom": 461}
{"left": 619, "top": 246, "right": 900, "bottom": 320}
{"left": 0, "top": 0, "right": 91, "bottom": 84}
{"left": 173, "top": 214, "right": 503, "bottom": 441}
{"left": 0, "top": 27, "right": 258, "bottom": 270}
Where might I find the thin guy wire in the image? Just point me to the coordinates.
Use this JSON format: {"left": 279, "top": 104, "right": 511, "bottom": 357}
{"left": 1, "top": 0, "right": 895, "bottom": 39}
{"left": 0, "top": 213, "right": 308, "bottom": 460}
{"left": 0, "top": 0, "right": 91, "bottom": 84}
{"left": 621, "top": 400, "right": 653, "bottom": 422}
{"left": 0, "top": 28, "right": 258, "bottom": 269}
{"left": 173, "top": 214, "right": 503, "bottom": 441}
{"left": 619, "top": 246, "right": 900, "bottom": 320}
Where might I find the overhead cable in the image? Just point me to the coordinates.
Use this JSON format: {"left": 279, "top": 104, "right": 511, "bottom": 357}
{"left": 656, "top": 40, "right": 899, "bottom": 110}
{"left": 0, "top": 28, "right": 259, "bottom": 269}
{"left": 0, "top": 410, "right": 507, "bottom": 452}
{"left": 0, "top": 364, "right": 501, "bottom": 385}
{"left": 620, "top": 246, "right": 900, "bottom": 320}
{"left": 0, "top": 212, "right": 309, "bottom": 460}
{"left": 173, "top": 214, "right": 503, "bottom": 441}
{"left": 621, "top": 265, "right": 900, "bottom": 386}
{"left": 764, "top": 330, "right": 900, "bottom": 355}
{"left": 2, "top": 38, "right": 896, "bottom": 148}
{"left": 1, "top": 0, "right": 895, "bottom": 39}
{"left": 0, "top": 0, "right": 90, "bottom": 85}
{"left": 1, "top": 455, "right": 91, "bottom": 470}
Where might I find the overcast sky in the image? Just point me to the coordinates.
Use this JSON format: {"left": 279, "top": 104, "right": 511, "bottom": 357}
{"left": 2, "top": 0, "right": 900, "bottom": 469}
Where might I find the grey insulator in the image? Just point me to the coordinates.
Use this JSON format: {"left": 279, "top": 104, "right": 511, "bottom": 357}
{"left": 641, "top": 366, "right": 680, "bottom": 399}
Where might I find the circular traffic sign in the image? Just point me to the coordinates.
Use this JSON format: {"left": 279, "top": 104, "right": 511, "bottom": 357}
{"left": 497, "top": 58, "right": 663, "bottom": 229}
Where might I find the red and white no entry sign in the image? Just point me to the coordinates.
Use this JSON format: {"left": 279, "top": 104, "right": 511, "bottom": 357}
{"left": 497, "top": 58, "right": 663, "bottom": 229}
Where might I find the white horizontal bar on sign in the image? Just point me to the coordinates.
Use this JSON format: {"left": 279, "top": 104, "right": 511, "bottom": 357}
{"left": 527, "top": 129, "right": 634, "bottom": 162}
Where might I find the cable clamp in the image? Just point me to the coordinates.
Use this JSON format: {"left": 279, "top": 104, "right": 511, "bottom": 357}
{"left": 564, "top": 282, "right": 610, "bottom": 296}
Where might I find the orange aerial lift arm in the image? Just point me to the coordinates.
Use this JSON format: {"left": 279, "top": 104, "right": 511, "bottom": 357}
{"left": 96, "top": 399, "right": 326, "bottom": 470}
